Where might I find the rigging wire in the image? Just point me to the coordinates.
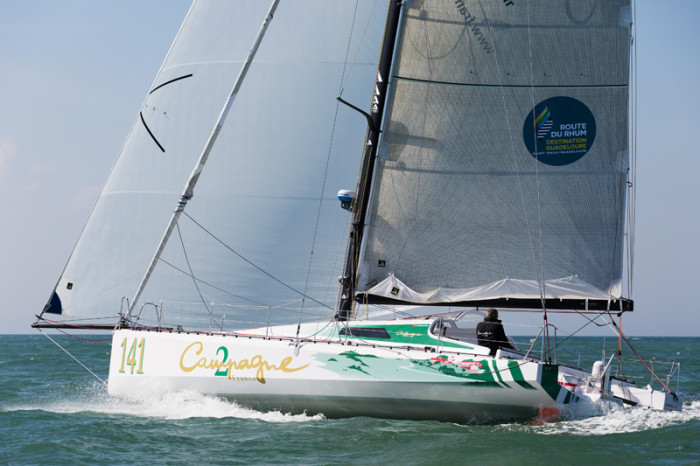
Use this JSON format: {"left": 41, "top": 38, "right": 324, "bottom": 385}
{"left": 158, "top": 256, "right": 268, "bottom": 307}
{"left": 53, "top": 327, "right": 112, "bottom": 342}
{"left": 296, "top": 0, "right": 364, "bottom": 343}
{"left": 339, "top": 0, "right": 382, "bottom": 95}
{"left": 298, "top": 0, "right": 360, "bottom": 314}
{"left": 325, "top": 216, "right": 351, "bottom": 321}
{"left": 175, "top": 222, "right": 211, "bottom": 316}
{"left": 181, "top": 212, "right": 332, "bottom": 311}
{"left": 38, "top": 329, "right": 108, "bottom": 387}
{"left": 608, "top": 317, "right": 678, "bottom": 398}
{"left": 34, "top": 315, "right": 120, "bottom": 326}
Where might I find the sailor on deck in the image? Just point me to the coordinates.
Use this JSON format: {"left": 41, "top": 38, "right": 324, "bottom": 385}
{"left": 476, "top": 308, "right": 515, "bottom": 356}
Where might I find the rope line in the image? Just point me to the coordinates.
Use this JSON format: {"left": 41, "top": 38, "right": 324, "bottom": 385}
{"left": 175, "top": 222, "right": 211, "bottom": 315}
{"left": 181, "top": 212, "right": 332, "bottom": 311}
{"left": 296, "top": 0, "right": 364, "bottom": 342}
{"left": 158, "top": 257, "right": 268, "bottom": 307}
{"left": 38, "top": 329, "right": 108, "bottom": 387}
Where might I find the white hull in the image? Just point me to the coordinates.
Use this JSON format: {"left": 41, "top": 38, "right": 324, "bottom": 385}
{"left": 108, "top": 327, "right": 575, "bottom": 423}
{"left": 558, "top": 364, "right": 682, "bottom": 412}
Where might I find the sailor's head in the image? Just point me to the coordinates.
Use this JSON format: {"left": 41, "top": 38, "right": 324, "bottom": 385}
{"left": 486, "top": 308, "right": 499, "bottom": 320}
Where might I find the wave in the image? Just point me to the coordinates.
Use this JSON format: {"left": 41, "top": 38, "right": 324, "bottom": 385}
{"left": 5, "top": 380, "right": 325, "bottom": 423}
{"left": 531, "top": 397, "right": 700, "bottom": 436}
{"left": 6, "top": 377, "right": 698, "bottom": 431}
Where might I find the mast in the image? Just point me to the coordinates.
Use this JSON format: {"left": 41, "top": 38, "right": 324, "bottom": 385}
{"left": 126, "top": 0, "right": 280, "bottom": 318}
{"left": 337, "top": 0, "right": 403, "bottom": 321}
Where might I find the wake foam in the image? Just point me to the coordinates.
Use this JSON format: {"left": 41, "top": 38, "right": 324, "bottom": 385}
{"left": 7, "top": 380, "right": 325, "bottom": 423}
{"left": 533, "top": 397, "right": 700, "bottom": 436}
{"left": 8, "top": 378, "right": 697, "bottom": 431}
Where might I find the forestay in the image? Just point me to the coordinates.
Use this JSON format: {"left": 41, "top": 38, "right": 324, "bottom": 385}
{"left": 43, "top": 0, "right": 387, "bottom": 328}
{"left": 357, "top": 1, "right": 633, "bottom": 308}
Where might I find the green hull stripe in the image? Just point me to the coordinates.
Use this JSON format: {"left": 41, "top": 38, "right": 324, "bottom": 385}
{"left": 563, "top": 390, "right": 572, "bottom": 404}
{"left": 507, "top": 361, "right": 537, "bottom": 390}
{"left": 539, "top": 364, "right": 561, "bottom": 401}
{"left": 491, "top": 360, "right": 509, "bottom": 388}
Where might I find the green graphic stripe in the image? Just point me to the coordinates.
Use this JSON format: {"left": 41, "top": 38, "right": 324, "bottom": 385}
{"left": 564, "top": 390, "right": 572, "bottom": 404}
{"left": 539, "top": 364, "right": 561, "bottom": 401}
{"left": 491, "top": 359, "right": 509, "bottom": 388}
{"left": 507, "top": 361, "right": 537, "bottom": 390}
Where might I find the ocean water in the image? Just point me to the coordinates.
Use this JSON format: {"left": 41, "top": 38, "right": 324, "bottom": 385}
{"left": 1, "top": 334, "right": 698, "bottom": 465}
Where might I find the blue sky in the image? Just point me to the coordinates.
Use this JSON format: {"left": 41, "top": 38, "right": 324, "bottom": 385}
{"left": 0, "top": 1, "right": 698, "bottom": 335}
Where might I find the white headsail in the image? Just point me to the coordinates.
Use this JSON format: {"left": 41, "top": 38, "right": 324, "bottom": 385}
{"left": 42, "top": 1, "right": 387, "bottom": 328}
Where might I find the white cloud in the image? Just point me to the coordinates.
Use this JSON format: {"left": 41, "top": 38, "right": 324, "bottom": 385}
{"left": 0, "top": 135, "right": 16, "bottom": 181}
{"left": 0, "top": 135, "right": 58, "bottom": 195}
{"left": 24, "top": 160, "right": 57, "bottom": 193}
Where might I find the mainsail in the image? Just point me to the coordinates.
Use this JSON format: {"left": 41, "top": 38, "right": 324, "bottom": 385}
{"left": 40, "top": 1, "right": 387, "bottom": 328}
{"left": 356, "top": 1, "right": 633, "bottom": 310}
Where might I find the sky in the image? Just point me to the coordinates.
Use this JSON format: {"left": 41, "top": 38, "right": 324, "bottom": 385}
{"left": 0, "top": 1, "right": 698, "bottom": 336}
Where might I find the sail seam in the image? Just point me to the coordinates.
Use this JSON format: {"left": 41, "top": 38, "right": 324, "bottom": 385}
{"left": 393, "top": 76, "right": 628, "bottom": 89}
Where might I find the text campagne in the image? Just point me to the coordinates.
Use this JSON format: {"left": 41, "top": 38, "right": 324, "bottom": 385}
{"left": 179, "top": 341, "right": 309, "bottom": 384}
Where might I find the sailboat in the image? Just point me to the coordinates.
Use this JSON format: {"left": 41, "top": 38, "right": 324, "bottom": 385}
{"left": 34, "top": 0, "right": 682, "bottom": 423}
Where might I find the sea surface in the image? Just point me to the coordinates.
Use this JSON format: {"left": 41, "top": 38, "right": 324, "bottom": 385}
{"left": 1, "top": 334, "right": 698, "bottom": 465}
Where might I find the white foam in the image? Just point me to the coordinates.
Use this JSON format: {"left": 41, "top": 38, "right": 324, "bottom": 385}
{"left": 8, "top": 379, "right": 698, "bottom": 430}
{"left": 8, "top": 381, "right": 325, "bottom": 423}
{"left": 533, "top": 398, "right": 700, "bottom": 436}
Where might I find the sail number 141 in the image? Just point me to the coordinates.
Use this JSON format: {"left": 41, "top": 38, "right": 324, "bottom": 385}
{"left": 118, "top": 337, "right": 145, "bottom": 374}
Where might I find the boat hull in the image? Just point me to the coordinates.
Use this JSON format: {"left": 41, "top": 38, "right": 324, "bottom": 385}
{"left": 108, "top": 329, "right": 573, "bottom": 423}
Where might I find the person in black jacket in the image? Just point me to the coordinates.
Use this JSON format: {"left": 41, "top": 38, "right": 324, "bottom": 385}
{"left": 476, "top": 308, "right": 515, "bottom": 356}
